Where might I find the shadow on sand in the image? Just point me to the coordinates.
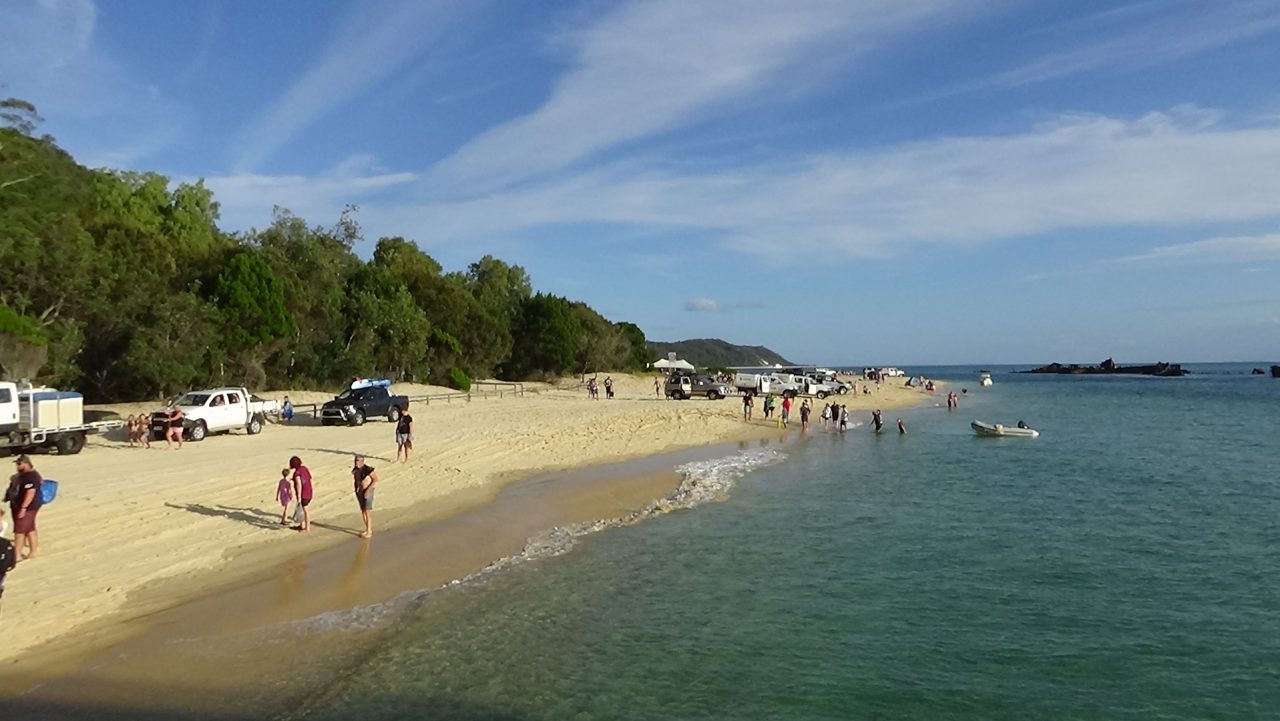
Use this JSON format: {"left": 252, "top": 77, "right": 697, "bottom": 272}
{"left": 164, "top": 502, "right": 364, "bottom": 537}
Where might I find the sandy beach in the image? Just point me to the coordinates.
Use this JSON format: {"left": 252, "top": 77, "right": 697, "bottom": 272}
{"left": 0, "top": 373, "right": 932, "bottom": 689}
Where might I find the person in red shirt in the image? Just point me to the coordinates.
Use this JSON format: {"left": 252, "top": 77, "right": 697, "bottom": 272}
{"left": 780, "top": 396, "right": 792, "bottom": 428}
{"left": 289, "top": 456, "right": 314, "bottom": 533}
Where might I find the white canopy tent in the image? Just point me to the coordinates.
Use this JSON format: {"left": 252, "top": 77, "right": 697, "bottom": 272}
{"left": 650, "top": 358, "right": 695, "bottom": 371}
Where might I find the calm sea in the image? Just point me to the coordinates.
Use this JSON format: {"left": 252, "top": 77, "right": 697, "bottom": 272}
{"left": 279, "top": 364, "right": 1280, "bottom": 721}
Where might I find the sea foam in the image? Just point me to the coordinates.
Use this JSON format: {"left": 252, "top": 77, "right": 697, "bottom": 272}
{"left": 276, "top": 446, "right": 785, "bottom": 636}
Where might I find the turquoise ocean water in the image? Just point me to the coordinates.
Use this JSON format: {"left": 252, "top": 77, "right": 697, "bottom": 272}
{"left": 282, "top": 365, "right": 1280, "bottom": 720}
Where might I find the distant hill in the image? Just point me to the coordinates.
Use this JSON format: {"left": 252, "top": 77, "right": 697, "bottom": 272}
{"left": 646, "top": 338, "right": 792, "bottom": 369}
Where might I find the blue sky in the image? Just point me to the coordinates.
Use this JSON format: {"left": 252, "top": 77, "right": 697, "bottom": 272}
{"left": 3, "top": 0, "right": 1280, "bottom": 365}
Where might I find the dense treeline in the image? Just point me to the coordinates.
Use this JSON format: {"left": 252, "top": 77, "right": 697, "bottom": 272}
{"left": 0, "top": 101, "right": 648, "bottom": 401}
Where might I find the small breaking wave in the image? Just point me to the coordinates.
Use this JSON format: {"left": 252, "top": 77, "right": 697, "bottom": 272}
{"left": 274, "top": 447, "right": 785, "bottom": 637}
{"left": 464, "top": 445, "right": 785, "bottom": 574}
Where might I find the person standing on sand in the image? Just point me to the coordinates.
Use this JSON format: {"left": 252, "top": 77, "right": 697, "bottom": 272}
{"left": 165, "top": 407, "right": 184, "bottom": 449}
{"left": 352, "top": 455, "right": 379, "bottom": 538}
{"left": 7, "top": 455, "right": 43, "bottom": 563}
{"left": 276, "top": 468, "right": 293, "bottom": 525}
{"left": 780, "top": 396, "right": 792, "bottom": 428}
{"left": 289, "top": 456, "right": 313, "bottom": 533}
{"left": 395, "top": 404, "right": 414, "bottom": 462}
{"left": 800, "top": 399, "right": 811, "bottom": 431}
{"left": 742, "top": 393, "right": 753, "bottom": 421}
{"left": 654, "top": 377, "right": 662, "bottom": 397}
{"left": 604, "top": 376, "right": 614, "bottom": 399}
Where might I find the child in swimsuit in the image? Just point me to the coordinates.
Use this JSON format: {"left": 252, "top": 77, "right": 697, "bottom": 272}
{"left": 277, "top": 468, "right": 293, "bottom": 525}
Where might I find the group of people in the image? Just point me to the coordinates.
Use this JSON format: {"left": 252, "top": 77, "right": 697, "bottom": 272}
{"left": 271, "top": 403, "right": 410, "bottom": 539}
{"left": 274, "top": 454, "right": 381, "bottom": 538}
{"left": 820, "top": 402, "right": 851, "bottom": 431}
{"left": 946, "top": 391, "right": 960, "bottom": 409}
{"left": 123, "top": 408, "right": 186, "bottom": 449}
{"left": 586, "top": 376, "right": 614, "bottom": 400}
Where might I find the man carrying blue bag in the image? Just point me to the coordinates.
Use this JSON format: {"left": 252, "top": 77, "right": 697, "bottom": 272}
{"left": 6, "top": 454, "right": 45, "bottom": 564}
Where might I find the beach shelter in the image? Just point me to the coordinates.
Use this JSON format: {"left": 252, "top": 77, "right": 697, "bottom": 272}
{"left": 650, "top": 358, "right": 695, "bottom": 371}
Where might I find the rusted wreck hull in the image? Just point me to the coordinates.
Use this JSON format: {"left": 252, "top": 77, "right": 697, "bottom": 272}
{"left": 1024, "top": 360, "right": 1189, "bottom": 377}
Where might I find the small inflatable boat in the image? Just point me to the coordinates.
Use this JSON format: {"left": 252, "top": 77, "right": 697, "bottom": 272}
{"left": 971, "top": 420, "right": 1038, "bottom": 438}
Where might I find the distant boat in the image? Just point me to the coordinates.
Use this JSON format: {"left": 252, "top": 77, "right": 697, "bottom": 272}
{"left": 979, "top": 370, "right": 993, "bottom": 387}
{"left": 971, "top": 420, "right": 1039, "bottom": 438}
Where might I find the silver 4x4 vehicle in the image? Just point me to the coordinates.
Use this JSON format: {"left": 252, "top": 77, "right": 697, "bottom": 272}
{"left": 664, "top": 374, "right": 732, "bottom": 400}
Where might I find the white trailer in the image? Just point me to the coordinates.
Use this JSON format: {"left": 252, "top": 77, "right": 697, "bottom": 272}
{"left": 0, "top": 382, "right": 122, "bottom": 455}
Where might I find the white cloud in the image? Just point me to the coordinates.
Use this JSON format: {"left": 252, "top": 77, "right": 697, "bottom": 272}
{"left": 393, "top": 108, "right": 1280, "bottom": 259}
{"left": 1113, "top": 232, "right": 1280, "bottom": 264}
{"left": 229, "top": 0, "right": 480, "bottom": 171}
{"left": 684, "top": 298, "right": 722, "bottom": 312}
{"left": 207, "top": 108, "right": 1280, "bottom": 264}
{"left": 426, "top": 0, "right": 980, "bottom": 193}
{"left": 198, "top": 156, "right": 417, "bottom": 232}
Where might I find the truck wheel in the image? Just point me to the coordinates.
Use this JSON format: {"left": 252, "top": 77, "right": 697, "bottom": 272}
{"left": 189, "top": 421, "right": 208, "bottom": 442}
{"left": 706, "top": 390, "right": 720, "bottom": 400}
{"left": 351, "top": 410, "right": 366, "bottom": 426}
{"left": 387, "top": 405, "right": 401, "bottom": 423}
{"left": 247, "top": 416, "right": 263, "bottom": 435}
{"left": 816, "top": 391, "right": 828, "bottom": 399}
{"left": 55, "top": 432, "right": 86, "bottom": 455}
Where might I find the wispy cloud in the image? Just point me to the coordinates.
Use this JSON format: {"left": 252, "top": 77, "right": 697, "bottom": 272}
{"left": 393, "top": 107, "right": 1280, "bottom": 259}
{"left": 1113, "top": 232, "right": 1280, "bottom": 264}
{"left": 909, "top": 0, "right": 1280, "bottom": 103}
{"left": 685, "top": 298, "right": 722, "bottom": 312}
{"left": 211, "top": 107, "right": 1280, "bottom": 261}
{"left": 230, "top": 0, "right": 482, "bottom": 171}
{"left": 0, "top": 0, "right": 183, "bottom": 166}
{"left": 199, "top": 155, "right": 417, "bottom": 232}
{"left": 426, "top": 0, "right": 981, "bottom": 193}
{"left": 684, "top": 298, "right": 767, "bottom": 312}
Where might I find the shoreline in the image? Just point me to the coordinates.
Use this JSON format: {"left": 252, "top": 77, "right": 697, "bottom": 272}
{"left": 0, "top": 374, "right": 935, "bottom": 711}
{"left": 0, "top": 438, "right": 791, "bottom": 718}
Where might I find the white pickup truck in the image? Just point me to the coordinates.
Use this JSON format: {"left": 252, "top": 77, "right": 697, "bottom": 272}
{"left": 0, "top": 382, "right": 122, "bottom": 455}
{"left": 733, "top": 372, "right": 836, "bottom": 399}
{"left": 150, "top": 387, "right": 279, "bottom": 442}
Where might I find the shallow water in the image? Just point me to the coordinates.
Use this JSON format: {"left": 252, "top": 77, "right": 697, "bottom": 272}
{"left": 281, "top": 365, "right": 1280, "bottom": 720}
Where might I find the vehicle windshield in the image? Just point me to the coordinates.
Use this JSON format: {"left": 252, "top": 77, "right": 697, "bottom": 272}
{"left": 174, "top": 393, "right": 211, "bottom": 407}
{"left": 333, "top": 388, "right": 371, "bottom": 401}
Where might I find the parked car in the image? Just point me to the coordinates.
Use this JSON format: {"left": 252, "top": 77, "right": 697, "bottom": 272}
{"left": 664, "top": 374, "right": 732, "bottom": 400}
{"left": 321, "top": 383, "right": 409, "bottom": 426}
{"left": 150, "top": 387, "right": 277, "bottom": 442}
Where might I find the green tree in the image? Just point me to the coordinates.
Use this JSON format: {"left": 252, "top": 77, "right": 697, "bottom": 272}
{"left": 254, "top": 209, "right": 363, "bottom": 387}
{"left": 507, "top": 293, "right": 581, "bottom": 378}
{"left": 616, "top": 321, "right": 650, "bottom": 371}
